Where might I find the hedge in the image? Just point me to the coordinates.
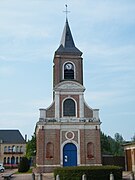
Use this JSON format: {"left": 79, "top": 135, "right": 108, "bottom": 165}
{"left": 54, "top": 165, "right": 122, "bottom": 180}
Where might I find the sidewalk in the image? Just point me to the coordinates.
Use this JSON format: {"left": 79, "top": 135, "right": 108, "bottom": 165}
{"left": 0, "top": 172, "right": 54, "bottom": 180}
{"left": 123, "top": 171, "right": 134, "bottom": 179}
{"left": 13, "top": 173, "right": 54, "bottom": 180}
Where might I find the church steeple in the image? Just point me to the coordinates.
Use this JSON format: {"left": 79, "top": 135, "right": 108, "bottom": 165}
{"left": 36, "top": 10, "right": 101, "bottom": 173}
{"left": 53, "top": 18, "right": 83, "bottom": 87}
{"left": 60, "top": 19, "right": 75, "bottom": 48}
{"left": 55, "top": 19, "right": 82, "bottom": 56}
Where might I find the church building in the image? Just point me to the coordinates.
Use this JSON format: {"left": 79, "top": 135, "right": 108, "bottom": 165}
{"left": 35, "top": 18, "right": 102, "bottom": 173}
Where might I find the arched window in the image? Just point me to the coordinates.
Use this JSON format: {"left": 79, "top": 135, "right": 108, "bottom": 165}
{"left": 16, "top": 157, "right": 19, "bottom": 164}
{"left": 64, "top": 63, "right": 74, "bottom": 80}
{"left": 4, "top": 146, "right": 7, "bottom": 152}
{"left": 3, "top": 157, "right": 6, "bottom": 164}
{"left": 20, "top": 146, "right": 23, "bottom": 152}
{"left": 11, "top": 156, "right": 15, "bottom": 164}
{"left": 8, "top": 146, "right": 10, "bottom": 152}
{"left": 87, "top": 142, "right": 94, "bottom": 159}
{"left": 63, "top": 99, "right": 76, "bottom": 116}
{"left": 16, "top": 146, "right": 19, "bottom": 152}
{"left": 12, "top": 145, "right": 16, "bottom": 152}
{"left": 46, "top": 142, "right": 54, "bottom": 158}
{"left": 7, "top": 157, "right": 10, "bottom": 164}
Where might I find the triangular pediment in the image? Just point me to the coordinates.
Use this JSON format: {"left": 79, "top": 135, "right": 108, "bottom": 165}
{"left": 54, "top": 81, "right": 85, "bottom": 92}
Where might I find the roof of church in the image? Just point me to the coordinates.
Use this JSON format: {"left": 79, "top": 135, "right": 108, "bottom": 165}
{"left": 0, "top": 130, "right": 26, "bottom": 144}
{"left": 55, "top": 19, "right": 82, "bottom": 56}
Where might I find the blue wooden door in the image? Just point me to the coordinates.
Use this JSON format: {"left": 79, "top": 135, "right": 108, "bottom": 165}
{"left": 63, "top": 143, "right": 77, "bottom": 167}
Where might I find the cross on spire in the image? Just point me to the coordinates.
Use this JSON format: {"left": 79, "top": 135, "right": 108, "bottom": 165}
{"left": 63, "top": 4, "right": 70, "bottom": 20}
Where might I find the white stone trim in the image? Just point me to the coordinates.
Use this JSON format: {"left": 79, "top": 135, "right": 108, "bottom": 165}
{"left": 38, "top": 124, "right": 100, "bottom": 130}
{"left": 39, "top": 109, "right": 46, "bottom": 119}
{"left": 93, "top": 109, "right": 99, "bottom": 120}
{"left": 54, "top": 81, "right": 85, "bottom": 92}
{"left": 60, "top": 92, "right": 84, "bottom": 95}
{"left": 36, "top": 164, "right": 61, "bottom": 167}
{"left": 55, "top": 92, "right": 60, "bottom": 119}
{"left": 78, "top": 129, "right": 81, "bottom": 165}
{"left": 65, "top": 131, "right": 75, "bottom": 140}
{"left": 79, "top": 94, "right": 84, "bottom": 118}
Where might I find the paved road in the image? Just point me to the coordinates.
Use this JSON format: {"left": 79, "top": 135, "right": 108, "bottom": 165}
{"left": 0, "top": 169, "right": 54, "bottom": 180}
{"left": 0, "top": 173, "right": 54, "bottom": 180}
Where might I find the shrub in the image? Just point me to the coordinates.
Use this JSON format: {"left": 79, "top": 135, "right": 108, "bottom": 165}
{"left": 54, "top": 165, "right": 122, "bottom": 180}
{"left": 18, "top": 157, "right": 30, "bottom": 172}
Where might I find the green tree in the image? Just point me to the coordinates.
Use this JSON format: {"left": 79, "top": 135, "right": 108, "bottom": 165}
{"left": 101, "top": 132, "right": 111, "bottom": 154}
{"left": 26, "top": 134, "right": 36, "bottom": 159}
{"left": 114, "top": 133, "right": 124, "bottom": 143}
{"left": 131, "top": 134, "right": 135, "bottom": 142}
{"left": 114, "top": 133, "right": 124, "bottom": 155}
{"left": 18, "top": 157, "right": 30, "bottom": 172}
{"left": 101, "top": 132, "right": 124, "bottom": 156}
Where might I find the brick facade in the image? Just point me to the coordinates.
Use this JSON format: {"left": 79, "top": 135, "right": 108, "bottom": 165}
{"left": 35, "top": 19, "right": 102, "bottom": 173}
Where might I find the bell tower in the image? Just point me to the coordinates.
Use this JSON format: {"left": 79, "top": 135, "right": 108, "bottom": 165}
{"left": 35, "top": 18, "right": 102, "bottom": 173}
{"left": 53, "top": 19, "right": 86, "bottom": 120}
{"left": 53, "top": 19, "right": 83, "bottom": 87}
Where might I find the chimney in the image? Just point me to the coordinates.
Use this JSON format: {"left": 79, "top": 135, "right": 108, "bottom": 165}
{"left": 25, "top": 134, "right": 27, "bottom": 142}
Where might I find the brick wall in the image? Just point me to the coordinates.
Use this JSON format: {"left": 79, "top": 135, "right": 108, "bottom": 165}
{"left": 80, "top": 128, "right": 101, "bottom": 165}
{"left": 53, "top": 55, "right": 83, "bottom": 86}
{"left": 84, "top": 103, "right": 93, "bottom": 118}
{"left": 46, "top": 102, "right": 55, "bottom": 118}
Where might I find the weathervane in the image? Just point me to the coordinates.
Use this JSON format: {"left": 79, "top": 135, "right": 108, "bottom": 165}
{"left": 63, "top": 4, "right": 70, "bottom": 19}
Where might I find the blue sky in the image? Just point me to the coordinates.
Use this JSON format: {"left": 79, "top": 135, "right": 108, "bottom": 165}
{"left": 0, "top": 0, "right": 135, "bottom": 140}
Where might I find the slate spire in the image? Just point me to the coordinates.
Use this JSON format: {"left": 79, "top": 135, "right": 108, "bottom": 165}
{"left": 55, "top": 19, "right": 82, "bottom": 55}
{"left": 60, "top": 18, "right": 75, "bottom": 48}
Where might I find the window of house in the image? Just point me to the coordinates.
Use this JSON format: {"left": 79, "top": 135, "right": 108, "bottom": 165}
{"left": 63, "top": 98, "right": 76, "bottom": 116}
{"left": 12, "top": 145, "right": 16, "bottom": 152}
{"left": 16, "top": 157, "right": 19, "bottom": 164}
{"left": 87, "top": 142, "right": 94, "bottom": 159}
{"left": 46, "top": 142, "right": 54, "bottom": 158}
{"left": 8, "top": 146, "right": 10, "bottom": 152}
{"left": 20, "top": 146, "right": 23, "bottom": 152}
{"left": 16, "top": 146, "right": 19, "bottom": 152}
{"left": 4, "top": 146, "right": 7, "bottom": 152}
{"left": 3, "top": 157, "right": 6, "bottom": 164}
{"left": 7, "top": 157, "right": 10, "bottom": 164}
